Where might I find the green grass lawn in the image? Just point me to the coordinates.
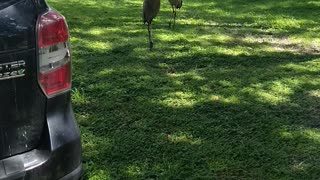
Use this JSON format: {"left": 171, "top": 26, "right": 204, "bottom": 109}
{"left": 47, "top": 0, "right": 320, "bottom": 179}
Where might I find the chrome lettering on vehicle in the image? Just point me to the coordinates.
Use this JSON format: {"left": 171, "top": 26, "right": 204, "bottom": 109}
{"left": 0, "top": 60, "right": 26, "bottom": 80}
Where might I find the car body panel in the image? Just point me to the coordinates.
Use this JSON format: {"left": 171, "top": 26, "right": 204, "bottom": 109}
{"left": 0, "top": 0, "right": 46, "bottom": 159}
{"left": 0, "top": 0, "right": 82, "bottom": 179}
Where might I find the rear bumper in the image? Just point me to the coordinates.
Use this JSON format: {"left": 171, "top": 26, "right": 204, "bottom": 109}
{"left": 59, "top": 165, "right": 82, "bottom": 180}
{"left": 0, "top": 148, "right": 82, "bottom": 180}
{"left": 0, "top": 94, "right": 82, "bottom": 180}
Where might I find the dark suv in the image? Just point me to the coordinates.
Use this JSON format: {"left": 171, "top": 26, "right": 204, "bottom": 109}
{"left": 0, "top": 0, "right": 81, "bottom": 179}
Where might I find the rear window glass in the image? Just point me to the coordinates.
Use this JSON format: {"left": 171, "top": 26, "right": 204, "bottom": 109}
{"left": 0, "top": 0, "right": 17, "bottom": 3}
{"left": 0, "top": 0, "right": 19, "bottom": 9}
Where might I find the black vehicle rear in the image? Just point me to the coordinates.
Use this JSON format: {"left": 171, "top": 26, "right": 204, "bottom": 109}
{"left": 0, "top": 0, "right": 81, "bottom": 179}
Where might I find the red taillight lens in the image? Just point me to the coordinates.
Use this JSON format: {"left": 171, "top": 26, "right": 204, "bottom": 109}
{"left": 38, "top": 11, "right": 69, "bottom": 48}
{"left": 37, "top": 10, "right": 71, "bottom": 97}
{"left": 39, "top": 62, "right": 71, "bottom": 95}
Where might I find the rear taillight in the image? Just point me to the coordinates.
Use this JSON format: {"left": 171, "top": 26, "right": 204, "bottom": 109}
{"left": 37, "top": 10, "right": 71, "bottom": 97}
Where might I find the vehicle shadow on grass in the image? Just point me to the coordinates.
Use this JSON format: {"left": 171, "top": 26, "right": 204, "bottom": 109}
{"left": 47, "top": 0, "right": 320, "bottom": 179}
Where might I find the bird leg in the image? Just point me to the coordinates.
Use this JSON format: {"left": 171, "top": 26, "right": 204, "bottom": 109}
{"left": 173, "top": 10, "right": 177, "bottom": 28}
{"left": 169, "top": 6, "right": 175, "bottom": 28}
{"left": 148, "top": 23, "right": 153, "bottom": 50}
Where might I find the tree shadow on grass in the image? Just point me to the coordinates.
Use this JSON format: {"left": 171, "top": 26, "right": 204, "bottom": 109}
{"left": 71, "top": 43, "right": 320, "bottom": 179}
{"left": 47, "top": 0, "right": 320, "bottom": 179}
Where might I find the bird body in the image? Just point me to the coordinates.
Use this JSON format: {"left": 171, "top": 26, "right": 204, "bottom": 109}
{"left": 143, "top": 0, "right": 160, "bottom": 24}
{"left": 168, "top": 0, "right": 182, "bottom": 28}
{"left": 143, "top": 0, "right": 161, "bottom": 50}
{"left": 168, "top": 0, "right": 182, "bottom": 9}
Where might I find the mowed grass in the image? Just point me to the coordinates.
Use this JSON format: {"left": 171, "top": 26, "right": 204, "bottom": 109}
{"left": 47, "top": 0, "right": 320, "bottom": 179}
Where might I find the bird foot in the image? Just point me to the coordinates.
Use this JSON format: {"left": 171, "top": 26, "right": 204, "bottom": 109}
{"left": 149, "top": 41, "right": 154, "bottom": 50}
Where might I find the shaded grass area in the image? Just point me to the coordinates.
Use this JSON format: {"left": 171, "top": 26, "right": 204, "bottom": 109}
{"left": 48, "top": 0, "right": 320, "bottom": 179}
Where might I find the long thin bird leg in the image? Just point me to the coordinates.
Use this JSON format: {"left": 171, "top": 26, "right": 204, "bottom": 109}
{"left": 169, "top": 6, "right": 175, "bottom": 28}
{"left": 173, "top": 10, "right": 177, "bottom": 28}
{"left": 148, "top": 23, "right": 153, "bottom": 50}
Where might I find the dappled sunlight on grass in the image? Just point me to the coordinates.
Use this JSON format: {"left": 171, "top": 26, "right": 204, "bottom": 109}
{"left": 281, "top": 60, "right": 320, "bottom": 73}
{"left": 126, "top": 164, "right": 143, "bottom": 177}
{"left": 158, "top": 91, "right": 201, "bottom": 108}
{"left": 72, "top": 88, "right": 89, "bottom": 107}
{"left": 213, "top": 95, "right": 241, "bottom": 105}
{"left": 242, "top": 81, "right": 294, "bottom": 105}
{"left": 167, "top": 132, "right": 203, "bottom": 145}
{"left": 303, "top": 130, "right": 320, "bottom": 143}
{"left": 308, "top": 90, "right": 320, "bottom": 98}
{"left": 96, "top": 69, "right": 115, "bottom": 76}
{"left": 279, "top": 127, "right": 320, "bottom": 146}
{"left": 48, "top": 0, "right": 320, "bottom": 178}
{"left": 308, "top": 1, "right": 320, "bottom": 6}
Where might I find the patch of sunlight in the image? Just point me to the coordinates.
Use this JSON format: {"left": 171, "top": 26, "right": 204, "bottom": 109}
{"left": 291, "top": 32, "right": 320, "bottom": 46}
{"left": 200, "top": 84, "right": 211, "bottom": 92}
{"left": 271, "top": 17, "right": 302, "bottom": 29}
{"left": 179, "top": 18, "right": 210, "bottom": 25}
{"left": 279, "top": 131, "right": 294, "bottom": 140}
{"left": 167, "top": 132, "right": 202, "bottom": 145}
{"left": 160, "top": 33, "right": 232, "bottom": 47}
{"left": 88, "top": 170, "right": 111, "bottom": 180}
{"left": 243, "top": 34, "right": 292, "bottom": 46}
{"left": 79, "top": 27, "right": 122, "bottom": 36}
{"left": 210, "top": 34, "right": 233, "bottom": 43}
{"left": 158, "top": 63, "right": 169, "bottom": 69}
{"left": 303, "top": 130, "right": 320, "bottom": 143}
{"left": 191, "top": 74, "right": 205, "bottom": 81}
{"left": 252, "top": 90, "right": 288, "bottom": 105}
{"left": 126, "top": 165, "right": 143, "bottom": 177}
{"left": 104, "top": 27, "right": 122, "bottom": 32}
{"left": 127, "top": 29, "right": 144, "bottom": 34}
{"left": 204, "top": 8, "right": 230, "bottom": 16}
{"left": 308, "top": 1, "right": 320, "bottom": 6}
{"left": 76, "top": 113, "right": 90, "bottom": 125}
{"left": 187, "top": 2, "right": 216, "bottom": 8}
{"left": 159, "top": 91, "right": 201, "bottom": 108}
{"left": 66, "top": 0, "right": 114, "bottom": 7}
{"left": 221, "top": 95, "right": 240, "bottom": 104}
{"left": 97, "top": 69, "right": 115, "bottom": 76}
{"left": 71, "top": 37, "right": 112, "bottom": 52}
{"left": 280, "top": 128, "right": 320, "bottom": 143}
{"left": 122, "top": 0, "right": 141, "bottom": 6}
{"left": 168, "top": 71, "right": 205, "bottom": 81}
{"left": 90, "top": 41, "right": 112, "bottom": 50}
{"left": 72, "top": 88, "right": 88, "bottom": 105}
{"left": 218, "top": 80, "right": 233, "bottom": 87}
{"left": 213, "top": 46, "right": 252, "bottom": 56}
{"left": 70, "top": 27, "right": 81, "bottom": 34}
{"left": 279, "top": 78, "right": 302, "bottom": 90}
{"left": 308, "top": 90, "right": 320, "bottom": 98}
{"left": 173, "top": 79, "right": 184, "bottom": 86}
{"left": 157, "top": 33, "right": 188, "bottom": 42}
{"left": 243, "top": 81, "right": 294, "bottom": 105}
{"left": 270, "top": 81, "right": 293, "bottom": 95}
{"left": 281, "top": 61, "right": 320, "bottom": 73}
{"left": 87, "top": 28, "right": 105, "bottom": 36}
{"left": 189, "top": 46, "right": 207, "bottom": 53}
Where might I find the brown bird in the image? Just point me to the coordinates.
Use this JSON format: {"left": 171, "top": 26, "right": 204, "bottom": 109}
{"left": 168, "top": 0, "right": 182, "bottom": 28}
{"left": 143, "top": 0, "right": 161, "bottom": 50}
